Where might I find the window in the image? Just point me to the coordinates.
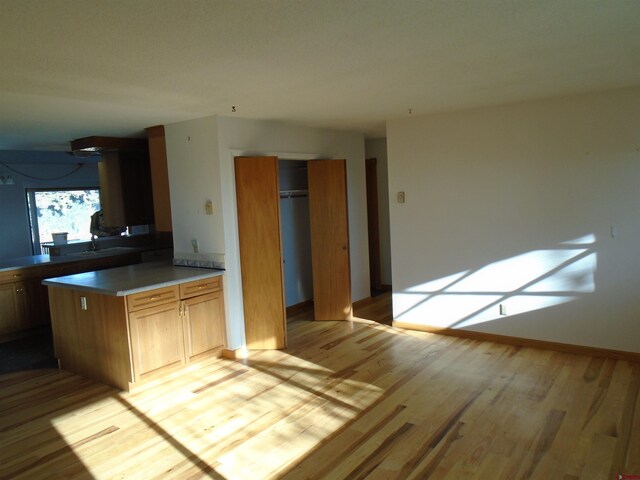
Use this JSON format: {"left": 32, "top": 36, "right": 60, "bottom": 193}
{"left": 26, "top": 188, "right": 101, "bottom": 254}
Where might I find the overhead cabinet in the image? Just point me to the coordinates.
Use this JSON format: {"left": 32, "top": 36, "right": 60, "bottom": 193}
{"left": 99, "top": 149, "right": 155, "bottom": 227}
{"left": 71, "top": 136, "right": 155, "bottom": 227}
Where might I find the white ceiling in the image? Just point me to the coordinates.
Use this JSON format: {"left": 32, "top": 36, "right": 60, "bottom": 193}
{"left": 1, "top": 0, "right": 639, "bottom": 151}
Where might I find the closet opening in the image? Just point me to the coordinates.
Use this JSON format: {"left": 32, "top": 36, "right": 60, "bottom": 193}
{"left": 279, "top": 160, "right": 314, "bottom": 322}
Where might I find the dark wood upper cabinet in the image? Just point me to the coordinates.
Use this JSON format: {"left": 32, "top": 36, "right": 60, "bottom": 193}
{"left": 98, "top": 149, "right": 154, "bottom": 227}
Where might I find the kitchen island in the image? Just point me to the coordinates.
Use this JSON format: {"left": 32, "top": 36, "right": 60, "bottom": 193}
{"left": 43, "top": 261, "right": 226, "bottom": 390}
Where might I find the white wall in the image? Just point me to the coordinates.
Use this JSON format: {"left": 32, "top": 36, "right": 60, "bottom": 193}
{"left": 0, "top": 151, "right": 99, "bottom": 259}
{"left": 365, "top": 138, "right": 392, "bottom": 286}
{"left": 166, "top": 115, "right": 368, "bottom": 350}
{"left": 387, "top": 87, "right": 640, "bottom": 353}
{"left": 165, "top": 116, "right": 224, "bottom": 262}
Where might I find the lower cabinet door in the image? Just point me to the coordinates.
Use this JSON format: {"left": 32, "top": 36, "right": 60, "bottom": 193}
{"left": 128, "top": 302, "right": 184, "bottom": 381}
{"left": 16, "top": 280, "right": 47, "bottom": 328}
{"left": 183, "top": 292, "right": 225, "bottom": 361}
{"left": 0, "top": 283, "right": 19, "bottom": 334}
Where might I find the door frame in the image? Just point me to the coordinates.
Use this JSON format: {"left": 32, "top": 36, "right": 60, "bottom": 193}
{"left": 228, "top": 150, "right": 352, "bottom": 350}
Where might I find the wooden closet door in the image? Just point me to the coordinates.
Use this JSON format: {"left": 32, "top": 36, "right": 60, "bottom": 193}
{"left": 308, "top": 159, "right": 352, "bottom": 320}
{"left": 235, "top": 156, "right": 286, "bottom": 349}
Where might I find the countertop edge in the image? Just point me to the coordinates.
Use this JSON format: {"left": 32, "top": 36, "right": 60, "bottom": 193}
{"left": 42, "top": 264, "right": 224, "bottom": 297}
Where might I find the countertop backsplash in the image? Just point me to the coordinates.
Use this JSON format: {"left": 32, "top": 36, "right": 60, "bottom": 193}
{"left": 173, "top": 252, "right": 225, "bottom": 270}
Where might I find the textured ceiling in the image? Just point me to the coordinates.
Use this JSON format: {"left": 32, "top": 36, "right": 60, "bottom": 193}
{"left": 1, "top": 0, "right": 640, "bottom": 150}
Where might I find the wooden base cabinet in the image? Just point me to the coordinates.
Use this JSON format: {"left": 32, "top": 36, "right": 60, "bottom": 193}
{"left": 183, "top": 291, "right": 225, "bottom": 361}
{"left": 48, "top": 275, "right": 226, "bottom": 390}
{"left": 0, "top": 283, "right": 20, "bottom": 334}
{"left": 129, "top": 302, "right": 185, "bottom": 382}
{"left": 0, "top": 269, "right": 46, "bottom": 335}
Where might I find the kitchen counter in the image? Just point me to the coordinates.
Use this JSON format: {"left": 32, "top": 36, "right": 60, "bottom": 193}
{"left": 0, "top": 254, "right": 76, "bottom": 272}
{"left": 42, "top": 260, "right": 224, "bottom": 296}
{"left": 0, "top": 247, "right": 144, "bottom": 273}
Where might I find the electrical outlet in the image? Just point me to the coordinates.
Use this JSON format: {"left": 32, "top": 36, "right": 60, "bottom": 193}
{"left": 191, "top": 239, "right": 199, "bottom": 253}
{"left": 205, "top": 200, "right": 214, "bottom": 215}
{"left": 397, "top": 191, "right": 405, "bottom": 203}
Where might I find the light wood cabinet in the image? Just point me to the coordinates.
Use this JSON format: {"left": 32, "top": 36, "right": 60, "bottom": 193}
{"left": 125, "top": 277, "right": 225, "bottom": 381}
{"left": 183, "top": 291, "right": 225, "bottom": 361}
{"left": 15, "top": 280, "right": 46, "bottom": 328}
{"left": 0, "top": 254, "right": 142, "bottom": 340}
{"left": 0, "top": 268, "right": 46, "bottom": 335}
{"left": 129, "top": 301, "right": 184, "bottom": 382}
{"left": 48, "top": 273, "right": 226, "bottom": 390}
{"left": 0, "top": 283, "right": 19, "bottom": 334}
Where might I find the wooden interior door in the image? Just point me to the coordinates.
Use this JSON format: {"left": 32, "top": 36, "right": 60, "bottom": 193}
{"left": 308, "top": 159, "right": 352, "bottom": 320}
{"left": 235, "top": 156, "right": 286, "bottom": 349}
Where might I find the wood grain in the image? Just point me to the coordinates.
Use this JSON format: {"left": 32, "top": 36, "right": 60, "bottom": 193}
{"left": 146, "top": 124, "right": 173, "bottom": 232}
{"left": 128, "top": 301, "right": 185, "bottom": 382}
{"left": 235, "top": 156, "right": 286, "bottom": 349}
{"left": 3, "top": 294, "right": 638, "bottom": 479}
{"left": 308, "top": 159, "right": 352, "bottom": 321}
{"left": 48, "top": 287, "right": 133, "bottom": 390}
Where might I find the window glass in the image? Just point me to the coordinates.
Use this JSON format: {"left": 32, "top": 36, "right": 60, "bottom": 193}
{"left": 27, "top": 189, "right": 100, "bottom": 254}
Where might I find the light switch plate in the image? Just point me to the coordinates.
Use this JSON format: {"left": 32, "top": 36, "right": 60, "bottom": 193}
{"left": 397, "top": 191, "right": 406, "bottom": 203}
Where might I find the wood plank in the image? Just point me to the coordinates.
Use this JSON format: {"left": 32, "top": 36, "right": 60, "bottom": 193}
{"left": 307, "top": 159, "right": 352, "bottom": 321}
{"left": 234, "top": 156, "right": 286, "bottom": 349}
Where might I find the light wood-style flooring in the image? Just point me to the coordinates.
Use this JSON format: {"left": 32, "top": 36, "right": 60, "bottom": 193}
{"left": 1, "top": 294, "right": 638, "bottom": 479}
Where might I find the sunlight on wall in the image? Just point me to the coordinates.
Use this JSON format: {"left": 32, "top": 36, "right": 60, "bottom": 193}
{"left": 395, "top": 236, "right": 597, "bottom": 329}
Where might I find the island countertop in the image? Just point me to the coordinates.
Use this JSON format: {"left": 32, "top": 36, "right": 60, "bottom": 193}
{"left": 42, "top": 260, "right": 224, "bottom": 296}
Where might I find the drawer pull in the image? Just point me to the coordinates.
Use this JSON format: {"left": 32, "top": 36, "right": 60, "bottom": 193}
{"left": 13, "top": 274, "right": 21, "bottom": 278}
{"left": 150, "top": 295, "right": 162, "bottom": 300}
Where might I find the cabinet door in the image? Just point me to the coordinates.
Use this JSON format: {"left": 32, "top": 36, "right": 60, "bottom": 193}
{"left": 15, "top": 280, "right": 46, "bottom": 328}
{"left": 183, "top": 292, "right": 225, "bottom": 361}
{"left": 0, "top": 283, "right": 19, "bottom": 334}
{"left": 128, "top": 302, "right": 184, "bottom": 382}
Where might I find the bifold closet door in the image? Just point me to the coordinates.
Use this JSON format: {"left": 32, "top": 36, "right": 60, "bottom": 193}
{"left": 234, "top": 156, "right": 286, "bottom": 349}
{"left": 308, "top": 159, "right": 352, "bottom": 320}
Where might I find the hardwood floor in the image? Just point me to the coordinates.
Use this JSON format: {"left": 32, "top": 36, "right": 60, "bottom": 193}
{"left": 1, "top": 295, "right": 638, "bottom": 479}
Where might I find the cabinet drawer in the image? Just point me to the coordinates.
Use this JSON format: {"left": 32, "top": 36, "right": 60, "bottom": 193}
{"left": 0, "top": 267, "right": 42, "bottom": 284}
{"left": 127, "top": 286, "right": 179, "bottom": 312}
{"left": 180, "top": 276, "right": 221, "bottom": 299}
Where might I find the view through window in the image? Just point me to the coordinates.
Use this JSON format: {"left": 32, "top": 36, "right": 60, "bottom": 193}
{"left": 27, "top": 188, "right": 101, "bottom": 254}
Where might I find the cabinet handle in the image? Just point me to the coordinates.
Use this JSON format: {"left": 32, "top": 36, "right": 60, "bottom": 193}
{"left": 150, "top": 295, "right": 161, "bottom": 300}
{"left": 13, "top": 274, "right": 21, "bottom": 278}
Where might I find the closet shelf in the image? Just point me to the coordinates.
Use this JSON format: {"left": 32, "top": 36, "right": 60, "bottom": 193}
{"left": 279, "top": 189, "right": 308, "bottom": 198}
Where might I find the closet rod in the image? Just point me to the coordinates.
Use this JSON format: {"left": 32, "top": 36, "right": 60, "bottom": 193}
{"left": 279, "top": 189, "right": 308, "bottom": 199}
